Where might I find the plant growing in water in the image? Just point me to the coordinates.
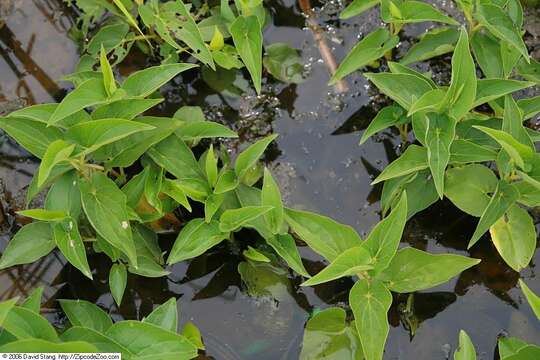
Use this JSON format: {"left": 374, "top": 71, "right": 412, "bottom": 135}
{"left": 345, "top": 0, "right": 540, "bottom": 273}
{"left": 66, "top": 0, "right": 304, "bottom": 93}
{"left": 0, "top": 287, "right": 204, "bottom": 357}
{"left": 0, "top": 48, "right": 309, "bottom": 305}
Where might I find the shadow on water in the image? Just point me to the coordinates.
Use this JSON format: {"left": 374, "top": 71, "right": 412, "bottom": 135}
{"left": 0, "top": 0, "right": 540, "bottom": 359}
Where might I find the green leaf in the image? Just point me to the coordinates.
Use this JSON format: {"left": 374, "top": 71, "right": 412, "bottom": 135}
{"left": 230, "top": 16, "right": 263, "bottom": 94}
{"left": 263, "top": 43, "right": 304, "bottom": 84}
{"left": 54, "top": 220, "right": 92, "bottom": 279}
{"left": 128, "top": 255, "right": 169, "bottom": 278}
{"left": 518, "top": 95, "right": 540, "bottom": 120}
{"left": 341, "top": 0, "right": 379, "bottom": 19}
{"left": 360, "top": 105, "right": 406, "bottom": 145}
{"left": 103, "top": 117, "right": 182, "bottom": 168}
{"left": 100, "top": 45, "right": 117, "bottom": 96}
{"left": 454, "top": 330, "right": 476, "bottom": 360}
{"left": 45, "top": 171, "right": 81, "bottom": 219}
{"left": 449, "top": 139, "right": 498, "bottom": 164}
{"left": 0, "top": 222, "right": 55, "bottom": 270}
{"left": 387, "top": 61, "right": 437, "bottom": 87}
{"left": 49, "top": 78, "right": 109, "bottom": 125}
{"left": 476, "top": 4, "right": 529, "bottom": 59}
{"left": 474, "top": 79, "right": 535, "bottom": 107}
{"left": 499, "top": 336, "right": 529, "bottom": 359}
{"left": 132, "top": 224, "right": 163, "bottom": 263}
{"left": 79, "top": 173, "right": 137, "bottom": 266}
{"left": 423, "top": 113, "right": 457, "bottom": 197}
{"left": 140, "top": 1, "right": 213, "bottom": 68}
{"left": 490, "top": 205, "right": 536, "bottom": 272}
{"left": 400, "top": 27, "right": 459, "bottom": 65}
{"left": 392, "top": 1, "right": 458, "bottom": 25}
{"left": 122, "top": 64, "right": 198, "bottom": 98}
{"left": 350, "top": 280, "right": 392, "bottom": 360}
{"left": 109, "top": 263, "right": 127, "bottom": 306}
{"left": 0, "top": 298, "right": 18, "bottom": 326}
{"left": 59, "top": 299, "right": 113, "bottom": 333}
{"left": 144, "top": 298, "right": 178, "bottom": 332}
{"left": 92, "top": 98, "right": 163, "bottom": 120}
{"left": 261, "top": 168, "right": 284, "bottom": 234}
{"left": 365, "top": 73, "right": 434, "bottom": 110}
{"left": 86, "top": 22, "right": 130, "bottom": 55}
{"left": 372, "top": 145, "right": 428, "bottom": 184}
{"left": 379, "top": 247, "right": 480, "bottom": 292}
{"left": 144, "top": 163, "right": 164, "bottom": 212}
{"left": 219, "top": 206, "right": 274, "bottom": 232}
{"left": 210, "top": 26, "right": 225, "bottom": 51}
{"left": 181, "top": 322, "right": 205, "bottom": 350}
{"left": 105, "top": 321, "right": 197, "bottom": 357}
{"left": 61, "top": 326, "right": 132, "bottom": 354}
{"left": 442, "top": 28, "right": 476, "bottom": 121}
{"left": 407, "top": 89, "right": 446, "bottom": 116}
{"left": 111, "top": 0, "right": 146, "bottom": 40}
{"left": 164, "top": 0, "right": 215, "bottom": 67}
{"left": 301, "top": 246, "right": 374, "bottom": 286}
{"left": 66, "top": 118, "right": 154, "bottom": 156}
{"left": 214, "top": 169, "right": 239, "bottom": 194}
{"left": 300, "top": 307, "right": 362, "bottom": 360}
{"left": 235, "top": 134, "right": 278, "bottom": 180}
{"left": 3, "top": 306, "right": 58, "bottom": 341}
{"left": 381, "top": 170, "right": 438, "bottom": 219}
{"left": 20, "top": 287, "right": 43, "bottom": 314}
{"left": 517, "top": 57, "right": 540, "bottom": 84}
{"left": 473, "top": 126, "right": 534, "bottom": 170}
{"left": 167, "top": 219, "right": 227, "bottom": 264}
{"left": 161, "top": 179, "right": 192, "bottom": 212}
{"left": 177, "top": 121, "right": 238, "bottom": 141}
{"left": 204, "top": 193, "right": 224, "bottom": 222}
{"left": 445, "top": 164, "right": 498, "bottom": 217}
{"left": 331, "top": 28, "right": 398, "bottom": 83}
{"left": 147, "top": 136, "right": 206, "bottom": 182}
{"left": 204, "top": 145, "right": 218, "bottom": 187}
{"left": 0, "top": 339, "right": 97, "bottom": 352}
{"left": 468, "top": 180, "right": 520, "bottom": 248}
{"left": 502, "top": 345, "right": 540, "bottom": 360}
{"left": 38, "top": 140, "right": 75, "bottom": 187}
{"left": 519, "top": 279, "right": 540, "bottom": 320}
{"left": 471, "top": 30, "right": 503, "bottom": 78}
{"left": 501, "top": 41, "right": 522, "bottom": 79}
{"left": 285, "top": 208, "right": 361, "bottom": 262}
{"left": 17, "top": 209, "right": 67, "bottom": 221}
{"left": 265, "top": 234, "right": 309, "bottom": 277}
{"left": 502, "top": 95, "right": 533, "bottom": 148}
{"left": 243, "top": 246, "right": 271, "bottom": 262}
{"left": 0, "top": 117, "right": 63, "bottom": 158}
{"left": 363, "top": 193, "right": 407, "bottom": 275}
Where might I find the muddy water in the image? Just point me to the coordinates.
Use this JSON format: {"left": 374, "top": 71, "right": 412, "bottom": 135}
{"left": 1, "top": 0, "right": 539, "bottom": 359}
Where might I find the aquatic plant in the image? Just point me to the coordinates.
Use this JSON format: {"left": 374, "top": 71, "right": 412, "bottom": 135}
{"left": 0, "top": 288, "right": 204, "bottom": 357}
{"left": 350, "top": 0, "right": 540, "bottom": 273}
{"left": 0, "top": 52, "right": 310, "bottom": 305}
{"left": 66, "top": 0, "right": 304, "bottom": 92}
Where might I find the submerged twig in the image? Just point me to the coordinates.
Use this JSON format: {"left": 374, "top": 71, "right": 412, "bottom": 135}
{"left": 298, "top": 0, "right": 348, "bottom": 93}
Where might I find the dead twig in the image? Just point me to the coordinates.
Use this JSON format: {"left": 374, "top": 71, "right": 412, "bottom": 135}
{"left": 299, "top": 0, "right": 348, "bottom": 93}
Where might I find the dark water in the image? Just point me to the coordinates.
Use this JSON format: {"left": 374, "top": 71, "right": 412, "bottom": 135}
{"left": 0, "top": 0, "right": 539, "bottom": 359}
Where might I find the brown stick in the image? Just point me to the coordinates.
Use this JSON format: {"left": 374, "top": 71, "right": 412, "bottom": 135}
{"left": 299, "top": 0, "right": 348, "bottom": 93}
